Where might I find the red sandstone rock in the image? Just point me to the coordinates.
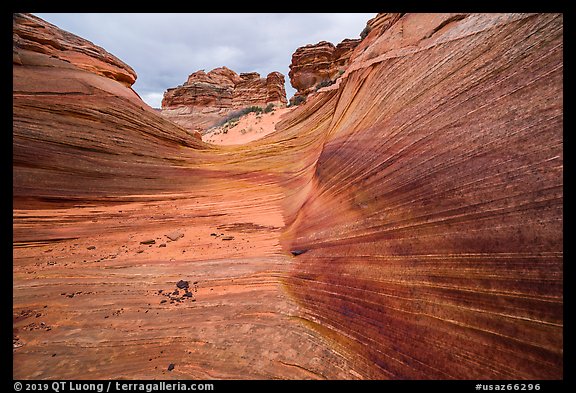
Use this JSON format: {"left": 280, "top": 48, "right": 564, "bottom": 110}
{"left": 161, "top": 67, "right": 287, "bottom": 132}
{"left": 13, "top": 12, "right": 563, "bottom": 381}
{"left": 281, "top": 12, "right": 563, "bottom": 379}
{"left": 13, "top": 13, "right": 136, "bottom": 87}
{"left": 288, "top": 38, "right": 361, "bottom": 105}
{"left": 360, "top": 12, "right": 403, "bottom": 41}
{"left": 12, "top": 13, "right": 206, "bottom": 208}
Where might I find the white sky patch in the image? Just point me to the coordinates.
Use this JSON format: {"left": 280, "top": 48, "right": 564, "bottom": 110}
{"left": 140, "top": 92, "right": 165, "bottom": 109}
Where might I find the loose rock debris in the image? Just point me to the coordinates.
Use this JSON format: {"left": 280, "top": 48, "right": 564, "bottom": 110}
{"left": 157, "top": 280, "right": 199, "bottom": 305}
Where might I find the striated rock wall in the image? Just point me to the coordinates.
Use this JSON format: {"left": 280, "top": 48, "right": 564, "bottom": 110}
{"left": 13, "top": 12, "right": 563, "bottom": 380}
{"left": 13, "top": 13, "right": 137, "bottom": 87}
{"left": 13, "top": 13, "right": 205, "bottom": 209}
{"left": 161, "top": 67, "right": 287, "bottom": 132}
{"left": 280, "top": 12, "right": 563, "bottom": 379}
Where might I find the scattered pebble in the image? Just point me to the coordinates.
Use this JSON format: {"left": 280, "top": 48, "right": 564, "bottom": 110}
{"left": 140, "top": 239, "right": 156, "bottom": 245}
{"left": 87, "top": 246, "right": 96, "bottom": 250}
{"left": 176, "top": 280, "right": 189, "bottom": 290}
{"left": 166, "top": 231, "right": 184, "bottom": 241}
{"left": 221, "top": 236, "right": 234, "bottom": 241}
{"left": 13, "top": 336, "right": 24, "bottom": 349}
{"left": 168, "top": 363, "right": 175, "bottom": 371}
{"left": 159, "top": 243, "right": 167, "bottom": 248}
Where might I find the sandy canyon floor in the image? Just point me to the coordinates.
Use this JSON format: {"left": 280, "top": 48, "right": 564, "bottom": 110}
{"left": 202, "top": 108, "right": 294, "bottom": 145}
{"left": 13, "top": 178, "right": 359, "bottom": 379}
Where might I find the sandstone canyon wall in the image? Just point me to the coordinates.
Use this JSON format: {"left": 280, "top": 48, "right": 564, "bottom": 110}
{"left": 160, "top": 67, "right": 287, "bottom": 132}
{"left": 13, "top": 13, "right": 207, "bottom": 210}
{"left": 13, "top": 12, "right": 563, "bottom": 380}
{"left": 280, "top": 12, "right": 563, "bottom": 379}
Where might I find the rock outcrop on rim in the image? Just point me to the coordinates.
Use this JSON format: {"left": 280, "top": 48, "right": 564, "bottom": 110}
{"left": 160, "top": 67, "right": 287, "bottom": 133}
{"left": 13, "top": 13, "right": 137, "bottom": 87}
{"left": 13, "top": 12, "right": 563, "bottom": 380}
{"left": 288, "top": 38, "right": 361, "bottom": 105}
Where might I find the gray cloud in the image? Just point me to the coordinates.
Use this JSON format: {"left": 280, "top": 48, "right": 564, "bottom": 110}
{"left": 34, "top": 13, "right": 375, "bottom": 108}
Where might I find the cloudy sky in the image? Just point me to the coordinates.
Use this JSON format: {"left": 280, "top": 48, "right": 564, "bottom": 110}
{"left": 34, "top": 13, "right": 375, "bottom": 108}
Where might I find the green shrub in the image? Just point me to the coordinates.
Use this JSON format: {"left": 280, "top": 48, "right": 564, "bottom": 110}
{"left": 264, "top": 103, "right": 275, "bottom": 113}
{"left": 315, "top": 79, "right": 335, "bottom": 91}
{"left": 214, "top": 106, "right": 263, "bottom": 127}
{"left": 289, "top": 95, "right": 307, "bottom": 106}
{"left": 244, "top": 106, "right": 263, "bottom": 115}
{"left": 360, "top": 25, "right": 372, "bottom": 40}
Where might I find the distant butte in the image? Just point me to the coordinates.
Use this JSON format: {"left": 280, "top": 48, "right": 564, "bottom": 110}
{"left": 13, "top": 12, "right": 563, "bottom": 380}
{"left": 160, "top": 66, "right": 287, "bottom": 133}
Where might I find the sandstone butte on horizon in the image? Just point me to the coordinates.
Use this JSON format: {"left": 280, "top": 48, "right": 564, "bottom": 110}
{"left": 160, "top": 66, "right": 288, "bottom": 134}
{"left": 13, "top": 12, "right": 563, "bottom": 380}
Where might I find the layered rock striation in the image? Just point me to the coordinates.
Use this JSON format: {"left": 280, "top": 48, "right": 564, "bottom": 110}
{"left": 13, "top": 13, "right": 207, "bottom": 209}
{"left": 13, "top": 12, "right": 563, "bottom": 380}
{"left": 13, "top": 13, "right": 137, "bottom": 87}
{"left": 281, "top": 12, "right": 563, "bottom": 379}
{"left": 161, "top": 67, "right": 287, "bottom": 132}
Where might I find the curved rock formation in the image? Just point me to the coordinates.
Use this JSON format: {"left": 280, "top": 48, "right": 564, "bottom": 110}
{"left": 13, "top": 14, "right": 207, "bottom": 210}
{"left": 13, "top": 13, "right": 137, "bottom": 87}
{"left": 281, "top": 12, "right": 563, "bottom": 379}
{"left": 288, "top": 38, "right": 361, "bottom": 105}
{"left": 13, "top": 12, "right": 563, "bottom": 381}
{"left": 161, "top": 67, "right": 287, "bottom": 132}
